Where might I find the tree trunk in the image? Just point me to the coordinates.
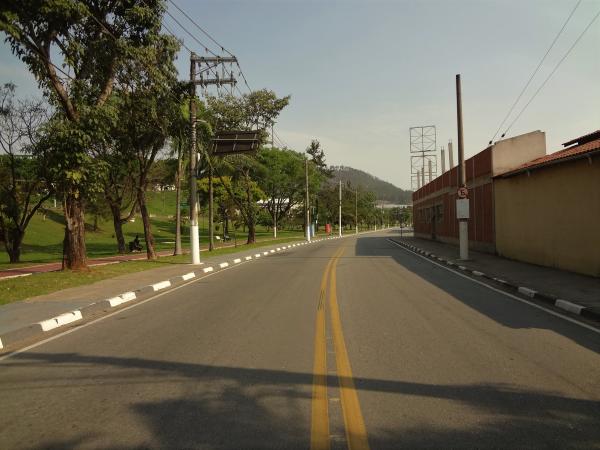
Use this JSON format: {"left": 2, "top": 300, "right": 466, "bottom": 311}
{"left": 110, "top": 203, "right": 126, "bottom": 254}
{"left": 137, "top": 188, "right": 157, "bottom": 260}
{"left": 173, "top": 150, "right": 182, "bottom": 256}
{"left": 208, "top": 164, "right": 214, "bottom": 251}
{"left": 247, "top": 215, "right": 256, "bottom": 244}
{"left": 245, "top": 173, "right": 256, "bottom": 244}
{"left": 63, "top": 193, "right": 87, "bottom": 270}
{"left": 273, "top": 203, "right": 277, "bottom": 239}
{"left": 4, "top": 227, "right": 24, "bottom": 263}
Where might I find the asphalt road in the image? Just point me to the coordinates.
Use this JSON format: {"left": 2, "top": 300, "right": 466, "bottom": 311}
{"left": 1, "top": 231, "right": 599, "bottom": 449}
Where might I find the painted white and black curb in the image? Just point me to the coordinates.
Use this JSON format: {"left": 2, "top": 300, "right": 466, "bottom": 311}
{"left": 0, "top": 228, "right": 388, "bottom": 351}
{"left": 389, "top": 238, "right": 600, "bottom": 323}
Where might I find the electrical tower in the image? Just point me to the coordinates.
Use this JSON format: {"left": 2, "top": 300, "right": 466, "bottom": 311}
{"left": 409, "top": 126, "right": 438, "bottom": 190}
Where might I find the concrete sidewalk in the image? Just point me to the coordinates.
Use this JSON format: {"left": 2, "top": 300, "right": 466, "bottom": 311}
{"left": 392, "top": 235, "right": 600, "bottom": 317}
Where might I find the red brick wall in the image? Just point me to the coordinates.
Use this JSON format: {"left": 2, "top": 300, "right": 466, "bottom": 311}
{"left": 412, "top": 148, "right": 494, "bottom": 246}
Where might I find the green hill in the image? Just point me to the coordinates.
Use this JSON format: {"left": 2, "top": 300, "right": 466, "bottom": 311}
{"left": 330, "top": 166, "right": 412, "bottom": 204}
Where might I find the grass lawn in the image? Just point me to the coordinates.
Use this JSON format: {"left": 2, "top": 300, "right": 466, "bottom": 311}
{"left": 0, "top": 191, "right": 308, "bottom": 269}
{"left": 0, "top": 235, "right": 316, "bottom": 305}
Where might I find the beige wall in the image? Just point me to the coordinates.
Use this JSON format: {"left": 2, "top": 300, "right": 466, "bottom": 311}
{"left": 495, "top": 156, "right": 600, "bottom": 277}
{"left": 492, "top": 131, "right": 546, "bottom": 176}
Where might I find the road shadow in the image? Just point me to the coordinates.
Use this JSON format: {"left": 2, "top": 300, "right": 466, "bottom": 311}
{"left": 354, "top": 234, "right": 600, "bottom": 355}
{"left": 3, "top": 351, "right": 600, "bottom": 449}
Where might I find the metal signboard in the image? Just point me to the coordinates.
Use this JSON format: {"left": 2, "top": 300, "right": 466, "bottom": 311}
{"left": 212, "top": 131, "right": 261, "bottom": 156}
{"left": 456, "top": 198, "right": 470, "bottom": 219}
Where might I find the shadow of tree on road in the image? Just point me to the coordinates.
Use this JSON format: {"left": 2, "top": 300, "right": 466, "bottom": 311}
{"left": 3, "top": 351, "right": 600, "bottom": 449}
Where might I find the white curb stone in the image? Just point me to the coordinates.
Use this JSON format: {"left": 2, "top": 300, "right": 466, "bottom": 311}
{"left": 121, "top": 291, "right": 137, "bottom": 301}
{"left": 203, "top": 266, "right": 214, "bottom": 273}
{"left": 219, "top": 262, "right": 229, "bottom": 268}
{"left": 245, "top": 256, "right": 252, "bottom": 261}
{"left": 233, "top": 258, "right": 242, "bottom": 264}
{"left": 182, "top": 272, "right": 195, "bottom": 281}
{"left": 263, "top": 251, "right": 269, "bottom": 255}
{"left": 555, "top": 299, "right": 583, "bottom": 314}
{"left": 255, "top": 253, "right": 261, "bottom": 258}
{"left": 151, "top": 280, "right": 171, "bottom": 291}
{"left": 38, "top": 310, "right": 83, "bottom": 332}
{"left": 472, "top": 271, "right": 484, "bottom": 276}
{"left": 518, "top": 286, "right": 537, "bottom": 297}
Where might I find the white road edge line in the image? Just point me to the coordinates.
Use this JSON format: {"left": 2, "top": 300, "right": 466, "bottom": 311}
{"left": 386, "top": 239, "right": 600, "bottom": 335}
{"left": 0, "top": 253, "right": 255, "bottom": 362}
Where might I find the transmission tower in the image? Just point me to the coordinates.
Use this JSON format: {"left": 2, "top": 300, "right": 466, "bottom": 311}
{"left": 409, "top": 126, "right": 438, "bottom": 190}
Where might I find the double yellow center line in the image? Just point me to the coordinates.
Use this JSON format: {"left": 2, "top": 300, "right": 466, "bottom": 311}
{"left": 311, "top": 247, "right": 370, "bottom": 450}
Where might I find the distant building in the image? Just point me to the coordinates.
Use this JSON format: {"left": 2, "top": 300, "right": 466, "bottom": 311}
{"left": 412, "top": 130, "right": 600, "bottom": 277}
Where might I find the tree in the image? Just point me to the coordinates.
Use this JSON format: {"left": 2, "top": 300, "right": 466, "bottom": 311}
{"left": 92, "top": 138, "right": 137, "bottom": 254}
{"left": 0, "top": 83, "right": 51, "bottom": 262}
{"left": 306, "top": 139, "right": 333, "bottom": 177}
{"left": 257, "top": 147, "right": 314, "bottom": 238}
{"left": 112, "top": 66, "right": 183, "bottom": 261}
{"left": 1, "top": 0, "right": 173, "bottom": 269}
{"left": 205, "top": 89, "right": 290, "bottom": 243}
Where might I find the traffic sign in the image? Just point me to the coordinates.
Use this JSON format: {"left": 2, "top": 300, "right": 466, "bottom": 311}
{"left": 457, "top": 187, "right": 468, "bottom": 199}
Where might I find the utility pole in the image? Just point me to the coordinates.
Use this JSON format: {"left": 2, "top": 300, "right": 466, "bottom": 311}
{"left": 188, "top": 53, "right": 237, "bottom": 261}
{"left": 189, "top": 53, "right": 200, "bottom": 265}
{"left": 456, "top": 74, "right": 469, "bottom": 260}
{"left": 305, "top": 158, "right": 311, "bottom": 242}
{"left": 208, "top": 163, "right": 214, "bottom": 251}
{"left": 448, "top": 140, "right": 454, "bottom": 169}
{"left": 355, "top": 189, "right": 358, "bottom": 235}
{"left": 338, "top": 180, "right": 342, "bottom": 237}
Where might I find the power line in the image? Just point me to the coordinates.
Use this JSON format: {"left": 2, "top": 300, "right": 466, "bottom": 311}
{"left": 503, "top": 6, "right": 600, "bottom": 137}
{"left": 166, "top": 0, "right": 253, "bottom": 92}
{"left": 167, "top": 0, "right": 233, "bottom": 56}
{"left": 490, "top": 0, "right": 582, "bottom": 144}
{"left": 163, "top": 8, "right": 219, "bottom": 57}
{"left": 161, "top": 19, "right": 193, "bottom": 53}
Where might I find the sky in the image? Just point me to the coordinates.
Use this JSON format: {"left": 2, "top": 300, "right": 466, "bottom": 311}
{"left": 1, "top": 0, "right": 599, "bottom": 190}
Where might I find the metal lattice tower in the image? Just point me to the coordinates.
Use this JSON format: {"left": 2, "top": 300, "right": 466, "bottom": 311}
{"left": 409, "top": 126, "right": 438, "bottom": 190}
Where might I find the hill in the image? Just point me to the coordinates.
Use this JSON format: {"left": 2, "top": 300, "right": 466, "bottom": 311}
{"left": 330, "top": 166, "right": 412, "bottom": 204}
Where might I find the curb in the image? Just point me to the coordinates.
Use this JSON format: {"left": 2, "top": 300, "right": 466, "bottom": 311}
{"left": 0, "top": 228, "right": 388, "bottom": 351}
{"left": 389, "top": 238, "right": 600, "bottom": 323}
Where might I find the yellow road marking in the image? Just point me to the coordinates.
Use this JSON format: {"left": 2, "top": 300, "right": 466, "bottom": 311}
{"left": 311, "top": 247, "right": 369, "bottom": 450}
{"left": 311, "top": 248, "right": 344, "bottom": 450}
{"left": 311, "top": 255, "right": 334, "bottom": 450}
{"left": 329, "top": 249, "right": 370, "bottom": 450}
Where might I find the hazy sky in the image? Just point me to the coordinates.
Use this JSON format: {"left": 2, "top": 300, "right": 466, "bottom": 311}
{"left": 1, "top": 0, "right": 598, "bottom": 189}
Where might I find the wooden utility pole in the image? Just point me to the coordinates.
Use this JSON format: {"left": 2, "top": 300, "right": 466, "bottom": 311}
{"left": 189, "top": 53, "right": 200, "bottom": 264}
{"left": 456, "top": 74, "right": 469, "bottom": 260}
